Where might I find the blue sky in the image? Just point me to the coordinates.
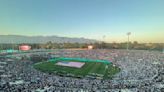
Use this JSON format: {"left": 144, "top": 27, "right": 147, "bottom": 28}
{"left": 0, "top": 0, "right": 164, "bottom": 42}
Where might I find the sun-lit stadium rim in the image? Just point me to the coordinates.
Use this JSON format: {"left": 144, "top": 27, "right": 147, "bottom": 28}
{"left": 49, "top": 57, "right": 111, "bottom": 64}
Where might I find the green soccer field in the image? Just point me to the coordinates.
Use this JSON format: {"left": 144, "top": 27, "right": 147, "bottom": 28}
{"left": 34, "top": 59, "right": 120, "bottom": 79}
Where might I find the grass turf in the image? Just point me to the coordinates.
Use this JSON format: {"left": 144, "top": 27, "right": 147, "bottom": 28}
{"left": 34, "top": 61, "right": 120, "bottom": 79}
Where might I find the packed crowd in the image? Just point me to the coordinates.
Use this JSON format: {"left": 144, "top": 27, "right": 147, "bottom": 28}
{"left": 0, "top": 49, "right": 164, "bottom": 92}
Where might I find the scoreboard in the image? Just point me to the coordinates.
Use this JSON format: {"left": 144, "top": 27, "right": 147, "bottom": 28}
{"left": 19, "top": 45, "right": 31, "bottom": 51}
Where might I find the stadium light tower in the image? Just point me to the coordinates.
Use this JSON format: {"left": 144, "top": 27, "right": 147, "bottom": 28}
{"left": 101, "top": 35, "right": 106, "bottom": 49}
{"left": 126, "top": 32, "right": 131, "bottom": 50}
{"left": 103, "top": 35, "right": 106, "bottom": 42}
{"left": 163, "top": 43, "right": 164, "bottom": 54}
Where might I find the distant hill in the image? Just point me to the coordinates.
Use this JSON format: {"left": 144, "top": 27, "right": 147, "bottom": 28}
{"left": 0, "top": 35, "right": 98, "bottom": 43}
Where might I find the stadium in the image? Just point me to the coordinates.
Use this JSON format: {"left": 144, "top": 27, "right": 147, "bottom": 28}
{"left": 0, "top": 0, "right": 164, "bottom": 92}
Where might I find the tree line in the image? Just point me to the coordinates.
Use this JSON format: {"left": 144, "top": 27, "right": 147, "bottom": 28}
{"left": 0, "top": 41, "right": 163, "bottom": 51}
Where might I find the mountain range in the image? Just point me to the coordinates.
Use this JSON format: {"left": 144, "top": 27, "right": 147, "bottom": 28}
{"left": 0, "top": 35, "right": 98, "bottom": 43}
